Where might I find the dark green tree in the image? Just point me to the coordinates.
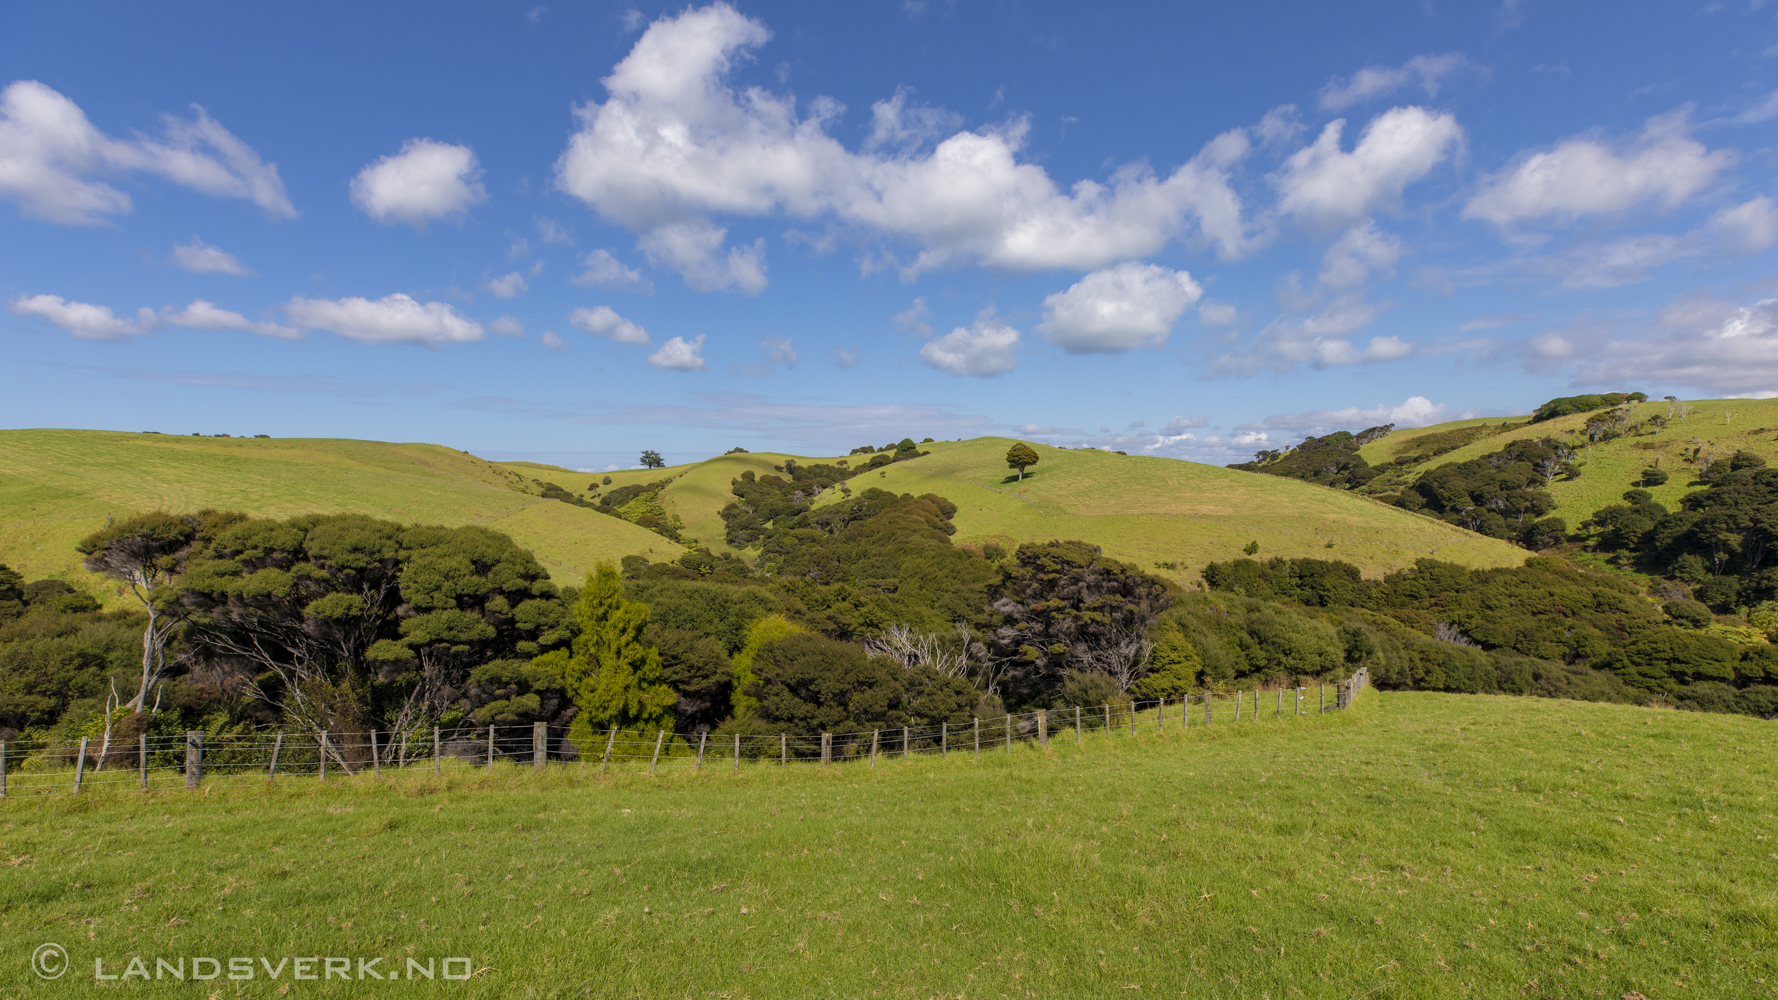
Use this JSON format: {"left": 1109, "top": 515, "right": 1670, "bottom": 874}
{"left": 1005, "top": 442, "right": 1039, "bottom": 481}
{"left": 640, "top": 450, "right": 666, "bottom": 469}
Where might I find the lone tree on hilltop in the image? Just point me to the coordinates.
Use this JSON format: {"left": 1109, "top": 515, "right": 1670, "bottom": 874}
{"left": 1005, "top": 442, "right": 1039, "bottom": 481}
{"left": 640, "top": 450, "right": 665, "bottom": 469}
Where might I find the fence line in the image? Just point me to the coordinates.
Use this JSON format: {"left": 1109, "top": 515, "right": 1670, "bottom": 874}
{"left": 0, "top": 669, "right": 1368, "bottom": 797}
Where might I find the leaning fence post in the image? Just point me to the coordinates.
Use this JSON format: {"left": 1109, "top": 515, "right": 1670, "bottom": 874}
{"left": 822, "top": 732, "right": 832, "bottom": 765}
{"left": 870, "top": 730, "right": 879, "bottom": 768}
{"left": 184, "top": 731, "right": 203, "bottom": 790}
{"left": 1038, "top": 709, "right": 1048, "bottom": 748}
{"left": 371, "top": 730, "right": 381, "bottom": 778}
{"left": 903, "top": 727, "right": 911, "bottom": 761}
{"left": 139, "top": 732, "right": 149, "bottom": 790}
{"left": 697, "top": 733, "right": 708, "bottom": 771}
{"left": 650, "top": 731, "right": 665, "bottom": 775}
{"left": 269, "top": 733, "right": 283, "bottom": 779}
{"left": 533, "top": 722, "right": 547, "bottom": 771}
{"left": 780, "top": 734, "right": 788, "bottom": 767}
{"left": 75, "top": 737, "right": 88, "bottom": 793}
{"left": 601, "top": 728, "right": 617, "bottom": 772}
{"left": 319, "top": 732, "right": 328, "bottom": 782}
{"left": 433, "top": 727, "right": 441, "bottom": 776}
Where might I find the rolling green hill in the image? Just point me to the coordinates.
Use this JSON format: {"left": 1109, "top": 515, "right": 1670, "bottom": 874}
{"left": 0, "top": 430, "right": 1527, "bottom": 603}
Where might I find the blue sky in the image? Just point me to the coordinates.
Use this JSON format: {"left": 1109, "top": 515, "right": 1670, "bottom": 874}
{"left": 4, "top": 1, "right": 1778, "bottom": 470}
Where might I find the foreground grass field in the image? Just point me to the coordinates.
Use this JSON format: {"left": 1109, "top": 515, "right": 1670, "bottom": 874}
{"left": 2, "top": 691, "right": 1770, "bottom": 998}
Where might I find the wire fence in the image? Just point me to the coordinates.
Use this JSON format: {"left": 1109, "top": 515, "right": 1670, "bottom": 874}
{"left": 0, "top": 669, "right": 1368, "bottom": 798}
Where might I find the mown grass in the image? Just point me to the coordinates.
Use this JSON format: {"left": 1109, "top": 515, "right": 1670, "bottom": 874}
{"left": 848, "top": 438, "right": 1525, "bottom": 588}
{"left": 0, "top": 430, "right": 666, "bottom": 599}
{"left": 4, "top": 690, "right": 1767, "bottom": 998}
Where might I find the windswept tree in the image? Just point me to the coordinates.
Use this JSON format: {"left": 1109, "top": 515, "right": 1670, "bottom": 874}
{"left": 1005, "top": 442, "right": 1039, "bottom": 481}
{"left": 78, "top": 510, "right": 243, "bottom": 711}
{"left": 640, "top": 450, "right": 666, "bottom": 469}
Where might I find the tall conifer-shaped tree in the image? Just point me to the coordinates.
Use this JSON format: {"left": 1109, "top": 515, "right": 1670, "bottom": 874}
{"left": 541, "top": 562, "right": 675, "bottom": 732}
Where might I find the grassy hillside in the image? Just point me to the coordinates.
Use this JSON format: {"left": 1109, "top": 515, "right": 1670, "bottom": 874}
{"left": 1, "top": 690, "right": 1768, "bottom": 997}
{"left": 1358, "top": 397, "right": 1778, "bottom": 528}
{"left": 833, "top": 438, "right": 1525, "bottom": 586}
{"left": 0, "top": 430, "right": 669, "bottom": 599}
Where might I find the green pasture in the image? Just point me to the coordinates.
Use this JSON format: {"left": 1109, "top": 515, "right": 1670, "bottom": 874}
{"left": 3, "top": 689, "right": 1767, "bottom": 998}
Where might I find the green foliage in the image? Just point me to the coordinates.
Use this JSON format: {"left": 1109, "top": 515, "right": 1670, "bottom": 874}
{"left": 1242, "top": 540, "right": 1259, "bottom": 556}
{"left": 593, "top": 478, "right": 683, "bottom": 541}
{"left": 1381, "top": 423, "right": 1508, "bottom": 466}
{"left": 1664, "top": 599, "right": 1714, "bottom": 629}
{"left": 1532, "top": 391, "right": 1646, "bottom": 422}
{"left": 1129, "top": 620, "right": 1199, "bottom": 699}
{"left": 460, "top": 658, "right": 574, "bottom": 729}
{"left": 546, "top": 563, "right": 676, "bottom": 732}
{"left": 1642, "top": 467, "right": 1670, "bottom": 487}
{"left": 1228, "top": 429, "right": 1382, "bottom": 489}
{"left": 729, "top": 613, "right": 805, "bottom": 714}
{"left": 649, "top": 626, "right": 733, "bottom": 735}
{"left": 747, "top": 633, "right": 975, "bottom": 737}
{"left": 1393, "top": 437, "right": 1568, "bottom": 539}
{"left": 640, "top": 450, "right": 665, "bottom": 469}
{"left": 1004, "top": 442, "right": 1039, "bottom": 480}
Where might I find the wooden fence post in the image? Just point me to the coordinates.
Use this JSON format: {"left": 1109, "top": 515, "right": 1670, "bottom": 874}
{"left": 870, "top": 730, "right": 879, "bottom": 768}
{"left": 398, "top": 731, "right": 409, "bottom": 769}
{"left": 269, "top": 733, "right": 283, "bottom": 779}
{"left": 1076, "top": 706, "right": 1083, "bottom": 744}
{"left": 974, "top": 718, "right": 981, "bottom": 757}
{"left": 601, "top": 727, "right": 617, "bottom": 772}
{"left": 1277, "top": 688, "right": 1283, "bottom": 719}
{"left": 697, "top": 733, "right": 708, "bottom": 771}
{"left": 1182, "top": 694, "right": 1190, "bottom": 728}
{"left": 319, "top": 732, "right": 328, "bottom": 782}
{"left": 1129, "top": 702, "right": 1137, "bottom": 735}
{"left": 941, "top": 722, "right": 948, "bottom": 760}
{"left": 0, "top": 741, "right": 6, "bottom": 798}
{"left": 184, "top": 731, "right": 203, "bottom": 790}
{"left": 650, "top": 731, "right": 665, "bottom": 775}
{"left": 75, "top": 737, "right": 88, "bottom": 793}
{"left": 1103, "top": 704, "right": 1111, "bottom": 732}
{"left": 822, "top": 732, "right": 832, "bottom": 765}
{"left": 781, "top": 734, "right": 788, "bottom": 767}
{"left": 1038, "top": 709, "right": 1048, "bottom": 748}
{"left": 733, "top": 733, "right": 740, "bottom": 772}
{"left": 371, "top": 731, "right": 381, "bottom": 778}
{"left": 1236, "top": 690, "right": 1242, "bottom": 721}
{"left": 486, "top": 727, "right": 495, "bottom": 769}
{"left": 1205, "top": 692, "right": 1212, "bottom": 725}
{"left": 533, "top": 722, "right": 547, "bottom": 771}
{"left": 1006, "top": 715, "right": 1014, "bottom": 754}
{"left": 140, "top": 732, "right": 149, "bottom": 790}
{"left": 1319, "top": 684, "right": 1325, "bottom": 714}
{"left": 1157, "top": 700, "right": 1165, "bottom": 733}
{"left": 903, "top": 727, "right": 911, "bottom": 761}
{"left": 1296, "top": 688, "right": 1303, "bottom": 716}
{"left": 433, "top": 727, "right": 441, "bottom": 776}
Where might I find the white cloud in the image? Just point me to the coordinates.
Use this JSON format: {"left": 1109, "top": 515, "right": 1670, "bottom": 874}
{"left": 536, "top": 216, "right": 573, "bottom": 244}
{"left": 540, "top": 330, "right": 568, "bottom": 350}
{"left": 0, "top": 80, "right": 294, "bottom": 225}
{"left": 572, "top": 249, "right": 654, "bottom": 292}
{"left": 171, "top": 238, "right": 250, "bottom": 276}
{"left": 919, "top": 310, "right": 1021, "bottom": 376}
{"left": 1197, "top": 301, "right": 1238, "bottom": 326}
{"left": 490, "top": 316, "right": 525, "bottom": 338}
{"left": 553, "top": 3, "right": 1260, "bottom": 285}
{"left": 1463, "top": 111, "right": 1730, "bottom": 225}
{"left": 163, "top": 299, "right": 299, "bottom": 339}
{"left": 761, "top": 336, "right": 796, "bottom": 367}
{"left": 1275, "top": 106, "right": 1463, "bottom": 230}
{"left": 830, "top": 347, "right": 861, "bottom": 368}
{"left": 1244, "top": 395, "right": 1450, "bottom": 434}
{"left": 283, "top": 293, "right": 484, "bottom": 347}
{"left": 1318, "top": 221, "right": 1401, "bottom": 289}
{"left": 1711, "top": 196, "right": 1778, "bottom": 253}
{"left": 569, "top": 305, "right": 651, "bottom": 345}
{"left": 638, "top": 220, "right": 766, "bottom": 293}
{"left": 1319, "top": 53, "right": 1469, "bottom": 111}
{"left": 1036, "top": 261, "right": 1203, "bottom": 353}
{"left": 1729, "top": 89, "right": 1778, "bottom": 125}
{"left": 1142, "top": 413, "right": 1213, "bottom": 454}
{"left": 1551, "top": 234, "right": 1695, "bottom": 289}
{"left": 1217, "top": 304, "right": 1411, "bottom": 374}
{"left": 9, "top": 293, "right": 155, "bottom": 340}
{"left": 484, "top": 272, "right": 528, "bottom": 298}
{"left": 893, "top": 297, "right": 933, "bottom": 336}
{"left": 647, "top": 334, "right": 709, "bottom": 371}
{"left": 349, "top": 138, "right": 487, "bottom": 226}
{"left": 1559, "top": 295, "right": 1778, "bottom": 396}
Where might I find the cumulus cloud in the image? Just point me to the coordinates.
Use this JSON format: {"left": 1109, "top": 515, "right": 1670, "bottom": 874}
{"left": 171, "top": 238, "right": 250, "bottom": 275}
{"left": 893, "top": 298, "right": 934, "bottom": 337}
{"left": 1275, "top": 106, "right": 1463, "bottom": 230}
{"left": 163, "top": 299, "right": 299, "bottom": 339}
{"left": 350, "top": 138, "right": 487, "bottom": 226}
{"left": 282, "top": 293, "right": 484, "bottom": 346}
{"left": 1319, "top": 53, "right": 1469, "bottom": 110}
{"left": 1710, "top": 196, "right": 1778, "bottom": 253}
{"left": 0, "top": 80, "right": 294, "bottom": 225}
{"left": 1318, "top": 220, "right": 1401, "bottom": 289}
{"left": 648, "top": 334, "right": 709, "bottom": 370}
{"left": 1550, "top": 234, "right": 1696, "bottom": 289}
{"left": 572, "top": 249, "right": 654, "bottom": 292}
{"left": 553, "top": 3, "right": 1260, "bottom": 287}
{"left": 540, "top": 330, "right": 567, "bottom": 350}
{"left": 1555, "top": 294, "right": 1778, "bottom": 396}
{"left": 1243, "top": 395, "right": 1451, "bottom": 434}
{"left": 490, "top": 316, "right": 525, "bottom": 338}
{"left": 1197, "top": 301, "right": 1238, "bottom": 326}
{"left": 1464, "top": 111, "right": 1730, "bottom": 226}
{"left": 639, "top": 220, "right": 766, "bottom": 293}
{"left": 919, "top": 310, "right": 1021, "bottom": 376}
{"left": 569, "top": 305, "right": 651, "bottom": 345}
{"left": 1036, "top": 262, "right": 1203, "bottom": 353}
{"left": 484, "top": 272, "right": 528, "bottom": 298}
{"left": 9, "top": 293, "right": 155, "bottom": 340}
